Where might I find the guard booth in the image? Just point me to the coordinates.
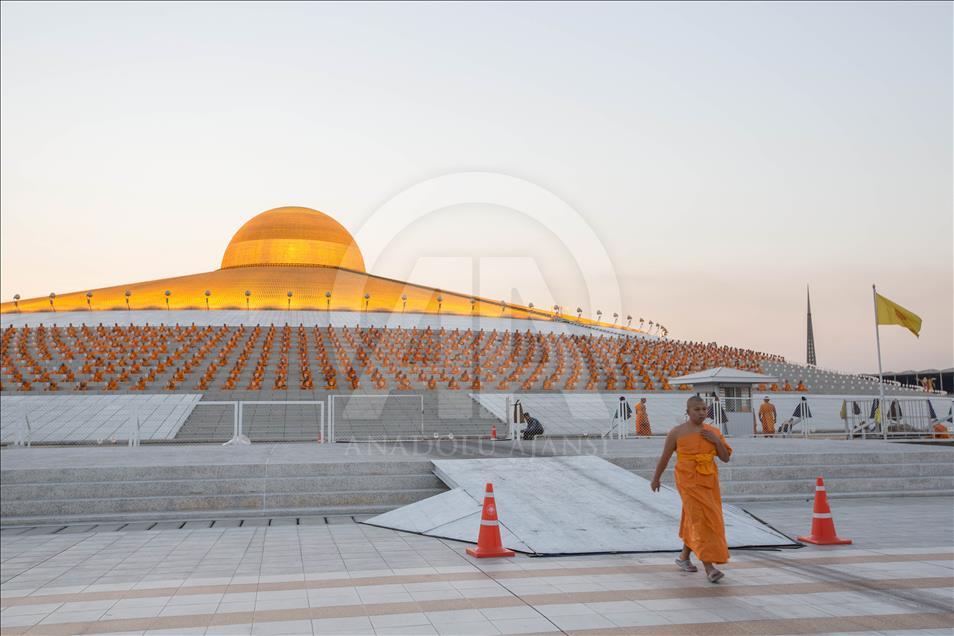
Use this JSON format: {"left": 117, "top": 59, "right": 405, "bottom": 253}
{"left": 668, "top": 367, "right": 778, "bottom": 437}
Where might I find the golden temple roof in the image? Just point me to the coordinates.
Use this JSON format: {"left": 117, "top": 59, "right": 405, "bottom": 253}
{"left": 0, "top": 205, "right": 638, "bottom": 332}
{"left": 220, "top": 206, "right": 365, "bottom": 271}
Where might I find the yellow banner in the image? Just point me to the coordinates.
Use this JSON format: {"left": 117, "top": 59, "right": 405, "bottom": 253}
{"left": 875, "top": 293, "right": 922, "bottom": 337}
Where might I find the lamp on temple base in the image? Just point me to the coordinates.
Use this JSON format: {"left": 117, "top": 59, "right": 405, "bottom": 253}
{"left": 401, "top": 293, "right": 407, "bottom": 312}
{"left": 286, "top": 291, "right": 293, "bottom": 310}
{"left": 436, "top": 294, "right": 443, "bottom": 314}
{"left": 164, "top": 290, "right": 171, "bottom": 311}
{"left": 325, "top": 291, "right": 332, "bottom": 311}
{"left": 613, "top": 312, "right": 619, "bottom": 326}
{"left": 576, "top": 307, "right": 583, "bottom": 320}
{"left": 49, "top": 292, "right": 56, "bottom": 312}
{"left": 244, "top": 290, "right": 251, "bottom": 311}
{"left": 13, "top": 294, "right": 20, "bottom": 313}
{"left": 86, "top": 292, "right": 93, "bottom": 311}
{"left": 363, "top": 293, "right": 370, "bottom": 312}
{"left": 471, "top": 298, "right": 477, "bottom": 313}
{"left": 124, "top": 290, "right": 131, "bottom": 311}
{"left": 596, "top": 309, "right": 602, "bottom": 322}
{"left": 626, "top": 315, "right": 632, "bottom": 328}
{"left": 204, "top": 290, "right": 211, "bottom": 311}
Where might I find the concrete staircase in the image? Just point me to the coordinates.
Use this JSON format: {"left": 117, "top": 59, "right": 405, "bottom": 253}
{"left": 174, "top": 391, "right": 502, "bottom": 442}
{"left": 0, "top": 459, "right": 445, "bottom": 526}
{"left": 2, "top": 444, "right": 951, "bottom": 526}
{"left": 611, "top": 447, "right": 954, "bottom": 502}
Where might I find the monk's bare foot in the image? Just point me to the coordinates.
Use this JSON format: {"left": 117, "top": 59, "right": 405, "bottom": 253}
{"left": 675, "top": 557, "right": 698, "bottom": 572}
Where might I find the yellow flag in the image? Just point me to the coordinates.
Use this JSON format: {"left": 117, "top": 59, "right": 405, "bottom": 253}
{"left": 875, "top": 293, "right": 922, "bottom": 337}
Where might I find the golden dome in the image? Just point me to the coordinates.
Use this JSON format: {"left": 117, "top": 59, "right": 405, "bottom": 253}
{"left": 220, "top": 206, "right": 365, "bottom": 271}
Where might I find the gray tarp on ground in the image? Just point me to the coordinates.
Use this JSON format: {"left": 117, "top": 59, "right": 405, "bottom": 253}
{"left": 363, "top": 455, "right": 797, "bottom": 555}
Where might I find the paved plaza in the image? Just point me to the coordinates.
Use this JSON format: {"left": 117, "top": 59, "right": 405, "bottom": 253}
{"left": 2, "top": 496, "right": 952, "bottom": 636}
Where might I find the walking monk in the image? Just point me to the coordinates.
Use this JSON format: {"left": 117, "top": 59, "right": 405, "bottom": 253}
{"left": 758, "top": 396, "right": 777, "bottom": 436}
{"left": 651, "top": 395, "right": 732, "bottom": 583}
{"left": 635, "top": 397, "right": 652, "bottom": 436}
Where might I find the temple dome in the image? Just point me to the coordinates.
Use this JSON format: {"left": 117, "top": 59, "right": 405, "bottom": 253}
{"left": 220, "top": 206, "right": 365, "bottom": 271}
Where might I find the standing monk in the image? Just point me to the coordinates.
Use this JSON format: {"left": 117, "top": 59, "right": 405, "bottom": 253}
{"left": 651, "top": 395, "right": 732, "bottom": 583}
{"left": 758, "top": 396, "right": 777, "bottom": 436}
{"left": 635, "top": 397, "right": 652, "bottom": 436}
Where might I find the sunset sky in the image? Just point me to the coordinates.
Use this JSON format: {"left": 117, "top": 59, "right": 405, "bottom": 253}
{"left": 1, "top": 2, "right": 950, "bottom": 373}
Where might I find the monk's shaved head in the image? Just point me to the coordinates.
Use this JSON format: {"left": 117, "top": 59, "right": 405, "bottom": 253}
{"left": 687, "top": 395, "right": 705, "bottom": 408}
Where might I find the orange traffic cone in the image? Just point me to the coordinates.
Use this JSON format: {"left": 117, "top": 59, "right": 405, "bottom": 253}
{"left": 490, "top": 423, "right": 497, "bottom": 440}
{"left": 796, "top": 476, "right": 852, "bottom": 545}
{"left": 466, "top": 483, "right": 515, "bottom": 558}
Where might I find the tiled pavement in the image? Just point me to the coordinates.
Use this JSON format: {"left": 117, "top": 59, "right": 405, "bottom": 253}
{"left": 1, "top": 498, "right": 952, "bottom": 635}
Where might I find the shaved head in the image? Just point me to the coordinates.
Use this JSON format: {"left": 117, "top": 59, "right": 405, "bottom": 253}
{"left": 686, "top": 395, "right": 707, "bottom": 425}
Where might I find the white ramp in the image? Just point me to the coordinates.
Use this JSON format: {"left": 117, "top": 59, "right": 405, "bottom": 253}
{"left": 0, "top": 394, "right": 202, "bottom": 443}
{"left": 364, "top": 456, "right": 796, "bottom": 555}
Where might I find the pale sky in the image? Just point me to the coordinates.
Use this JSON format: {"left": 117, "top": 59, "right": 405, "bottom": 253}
{"left": 1, "top": 1, "right": 951, "bottom": 373}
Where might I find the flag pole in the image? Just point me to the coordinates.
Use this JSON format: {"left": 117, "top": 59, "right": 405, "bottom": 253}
{"left": 872, "top": 284, "right": 888, "bottom": 440}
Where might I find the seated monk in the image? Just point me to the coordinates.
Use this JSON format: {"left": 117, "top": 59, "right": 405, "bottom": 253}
{"left": 46, "top": 381, "right": 59, "bottom": 391}
{"left": 782, "top": 380, "right": 793, "bottom": 392}
{"left": 427, "top": 376, "right": 437, "bottom": 390}
{"left": 75, "top": 381, "right": 88, "bottom": 391}
{"left": 448, "top": 378, "right": 460, "bottom": 390}
{"left": 324, "top": 375, "right": 337, "bottom": 390}
{"left": 796, "top": 379, "right": 807, "bottom": 392}
{"left": 769, "top": 382, "right": 779, "bottom": 392}
{"left": 757, "top": 383, "right": 767, "bottom": 392}
{"left": 933, "top": 423, "right": 951, "bottom": 439}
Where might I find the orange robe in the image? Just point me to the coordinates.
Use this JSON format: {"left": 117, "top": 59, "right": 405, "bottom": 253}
{"left": 675, "top": 426, "right": 732, "bottom": 564}
{"left": 635, "top": 403, "right": 652, "bottom": 436}
{"left": 933, "top": 423, "right": 951, "bottom": 439}
{"left": 758, "top": 403, "right": 776, "bottom": 435}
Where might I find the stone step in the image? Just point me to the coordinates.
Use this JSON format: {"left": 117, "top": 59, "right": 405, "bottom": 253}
{"left": 1, "top": 487, "right": 446, "bottom": 519}
{"left": 722, "top": 488, "right": 954, "bottom": 502}
{"left": 607, "top": 450, "right": 952, "bottom": 469}
{"left": 1, "top": 474, "right": 444, "bottom": 501}
{"left": 719, "top": 475, "right": 954, "bottom": 496}
{"left": 1, "top": 505, "right": 401, "bottom": 528}
{"left": 0, "top": 460, "right": 434, "bottom": 483}
{"left": 629, "top": 462, "right": 954, "bottom": 482}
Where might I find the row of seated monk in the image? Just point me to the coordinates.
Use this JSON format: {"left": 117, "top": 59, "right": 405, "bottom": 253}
{"left": 758, "top": 380, "right": 808, "bottom": 392}
{"left": 2, "top": 324, "right": 780, "bottom": 393}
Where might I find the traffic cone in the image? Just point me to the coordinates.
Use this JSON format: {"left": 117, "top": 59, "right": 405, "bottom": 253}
{"left": 466, "top": 483, "right": 515, "bottom": 558}
{"left": 796, "top": 476, "right": 852, "bottom": 545}
{"left": 490, "top": 423, "right": 497, "bottom": 441}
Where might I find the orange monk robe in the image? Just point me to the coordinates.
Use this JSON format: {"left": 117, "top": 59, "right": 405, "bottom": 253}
{"left": 635, "top": 402, "right": 652, "bottom": 436}
{"left": 796, "top": 381, "right": 807, "bottom": 392}
{"left": 933, "top": 423, "right": 951, "bottom": 439}
{"left": 674, "top": 425, "right": 732, "bottom": 564}
{"left": 758, "top": 402, "right": 777, "bottom": 436}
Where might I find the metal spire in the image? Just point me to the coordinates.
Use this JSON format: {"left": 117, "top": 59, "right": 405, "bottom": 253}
{"left": 806, "top": 286, "right": 817, "bottom": 366}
